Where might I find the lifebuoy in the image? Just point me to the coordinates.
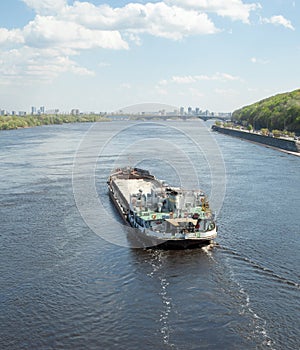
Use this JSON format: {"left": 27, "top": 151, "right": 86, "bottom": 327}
{"left": 208, "top": 223, "right": 215, "bottom": 231}
{"left": 152, "top": 214, "right": 156, "bottom": 219}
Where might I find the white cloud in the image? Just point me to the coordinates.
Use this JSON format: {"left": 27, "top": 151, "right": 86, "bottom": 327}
{"left": 23, "top": 15, "right": 128, "bottom": 50}
{"left": 0, "top": 28, "right": 24, "bottom": 45}
{"left": 125, "top": 32, "right": 142, "bottom": 46}
{"left": 130, "top": 2, "right": 219, "bottom": 39}
{"left": 167, "top": 0, "right": 260, "bottom": 23}
{"left": 0, "top": 1, "right": 222, "bottom": 84}
{"left": 0, "top": 1, "right": 261, "bottom": 85}
{"left": 250, "top": 57, "right": 269, "bottom": 64}
{"left": 61, "top": 2, "right": 219, "bottom": 40}
{"left": 170, "top": 72, "right": 241, "bottom": 84}
{"left": 0, "top": 11, "right": 127, "bottom": 84}
{"left": 158, "top": 79, "right": 168, "bottom": 86}
{"left": 0, "top": 46, "right": 94, "bottom": 85}
{"left": 26, "top": 56, "right": 95, "bottom": 77}
{"left": 172, "top": 75, "right": 197, "bottom": 83}
{"left": 215, "top": 72, "right": 241, "bottom": 81}
{"left": 22, "top": 0, "right": 67, "bottom": 15}
{"left": 262, "top": 15, "right": 295, "bottom": 30}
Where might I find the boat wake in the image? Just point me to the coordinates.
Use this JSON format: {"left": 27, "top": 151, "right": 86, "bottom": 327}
{"left": 147, "top": 250, "right": 177, "bottom": 349}
{"left": 212, "top": 245, "right": 276, "bottom": 349}
{"left": 218, "top": 245, "right": 300, "bottom": 289}
{"left": 227, "top": 263, "right": 275, "bottom": 348}
{"left": 201, "top": 243, "right": 216, "bottom": 260}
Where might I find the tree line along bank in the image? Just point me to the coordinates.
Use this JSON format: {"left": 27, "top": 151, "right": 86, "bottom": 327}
{"left": 0, "top": 114, "right": 110, "bottom": 130}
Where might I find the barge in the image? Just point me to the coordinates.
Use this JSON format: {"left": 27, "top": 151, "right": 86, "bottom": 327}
{"left": 108, "top": 167, "right": 217, "bottom": 249}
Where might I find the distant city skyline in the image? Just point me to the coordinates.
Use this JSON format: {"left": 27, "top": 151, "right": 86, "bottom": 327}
{"left": 0, "top": 103, "right": 231, "bottom": 117}
{"left": 0, "top": 1, "right": 299, "bottom": 113}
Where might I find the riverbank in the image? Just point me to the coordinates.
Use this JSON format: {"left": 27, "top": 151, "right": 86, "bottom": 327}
{"left": 212, "top": 125, "right": 300, "bottom": 156}
{"left": 0, "top": 114, "right": 110, "bottom": 130}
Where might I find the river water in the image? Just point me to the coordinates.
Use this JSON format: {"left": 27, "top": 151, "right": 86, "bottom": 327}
{"left": 0, "top": 120, "right": 299, "bottom": 349}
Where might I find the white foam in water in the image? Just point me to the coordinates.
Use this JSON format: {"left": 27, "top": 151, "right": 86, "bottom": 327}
{"left": 147, "top": 251, "right": 176, "bottom": 348}
{"left": 201, "top": 243, "right": 216, "bottom": 261}
{"left": 226, "top": 259, "right": 275, "bottom": 349}
{"left": 159, "top": 277, "right": 172, "bottom": 345}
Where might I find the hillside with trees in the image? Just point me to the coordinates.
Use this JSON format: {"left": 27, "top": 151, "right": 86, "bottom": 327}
{"left": 232, "top": 89, "right": 300, "bottom": 134}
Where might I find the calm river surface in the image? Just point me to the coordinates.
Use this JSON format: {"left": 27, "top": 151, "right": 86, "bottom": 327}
{"left": 0, "top": 120, "right": 299, "bottom": 349}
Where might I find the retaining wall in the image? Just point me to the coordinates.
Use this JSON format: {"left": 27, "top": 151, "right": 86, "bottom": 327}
{"left": 211, "top": 125, "right": 300, "bottom": 153}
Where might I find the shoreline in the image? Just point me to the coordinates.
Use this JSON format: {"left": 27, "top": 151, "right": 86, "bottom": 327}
{"left": 244, "top": 139, "right": 300, "bottom": 157}
{"left": 0, "top": 117, "right": 111, "bottom": 131}
{"left": 212, "top": 125, "right": 300, "bottom": 157}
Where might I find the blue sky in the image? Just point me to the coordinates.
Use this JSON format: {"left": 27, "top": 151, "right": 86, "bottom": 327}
{"left": 0, "top": 0, "right": 299, "bottom": 113}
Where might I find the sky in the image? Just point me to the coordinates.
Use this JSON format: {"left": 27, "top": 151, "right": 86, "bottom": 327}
{"left": 0, "top": 0, "right": 299, "bottom": 113}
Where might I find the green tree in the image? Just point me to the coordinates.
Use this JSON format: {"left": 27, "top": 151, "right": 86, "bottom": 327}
{"left": 232, "top": 89, "right": 300, "bottom": 133}
{"left": 260, "top": 128, "right": 269, "bottom": 136}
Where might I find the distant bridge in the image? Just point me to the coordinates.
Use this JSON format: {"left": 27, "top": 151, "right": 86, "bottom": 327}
{"left": 106, "top": 114, "right": 230, "bottom": 121}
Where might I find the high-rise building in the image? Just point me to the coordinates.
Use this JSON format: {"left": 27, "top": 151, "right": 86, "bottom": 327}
{"left": 71, "top": 109, "right": 80, "bottom": 115}
{"left": 46, "top": 109, "right": 59, "bottom": 114}
{"left": 180, "top": 107, "right": 184, "bottom": 115}
{"left": 31, "top": 106, "right": 37, "bottom": 115}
